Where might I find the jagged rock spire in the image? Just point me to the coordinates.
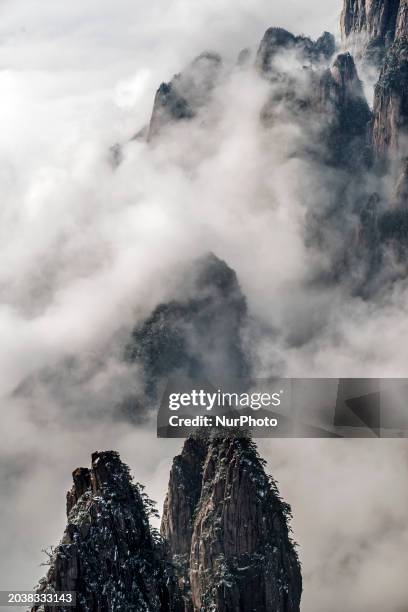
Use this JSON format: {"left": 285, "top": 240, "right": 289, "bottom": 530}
{"left": 32, "top": 451, "right": 182, "bottom": 612}
{"left": 33, "top": 442, "right": 302, "bottom": 612}
{"left": 161, "top": 436, "right": 302, "bottom": 612}
{"left": 313, "top": 52, "right": 372, "bottom": 168}
{"left": 341, "top": 0, "right": 407, "bottom": 196}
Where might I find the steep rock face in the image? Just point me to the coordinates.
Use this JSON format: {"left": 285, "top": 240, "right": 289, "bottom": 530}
{"left": 259, "top": 46, "right": 373, "bottom": 286}
{"left": 161, "top": 438, "right": 208, "bottom": 556}
{"left": 126, "top": 254, "right": 249, "bottom": 397}
{"left": 341, "top": 0, "right": 401, "bottom": 62}
{"left": 161, "top": 436, "right": 302, "bottom": 612}
{"left": 317, "top": 53, "right": 372, "bottom": 167}
{"left": 396, "top": 0, "right": 408, "bottom": 40}
{"left": 33, "top": 451, "right": 182, "bottom": 612}
{"left": 148, "top": 53, "right": 222, "bottom": 139}
{"left": 341, "top": 0, "right": 408, "bottom": 163}
{"left": 393, "top": 157, "right": 408, "bottom": 206}
{"left": 258, "top": 29, "right": 370, "bottom": 169}
{"left": 372, "top": 37, "right": 408, "bottom": 158}
{"left": 161, "top": 438, "right": 209, "bottom": 611}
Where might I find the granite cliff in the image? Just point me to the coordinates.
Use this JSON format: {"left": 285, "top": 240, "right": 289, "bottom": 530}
{"left": 341, "top": 0, "right": 402, "bottom": 63}
{"left": 31, "top": 451, "right": 182, "bottom": 612}
{"left": 372, "top": 33, "right": 408, "bottom": 159}
{"left": 341, "top": 0, "right": 408, "bottom": 162}
{"left": 161, "top": 436, "right": 302, "bottom": 612}
{"left": 33, "top": 441, "right": 301, "bottom": 612}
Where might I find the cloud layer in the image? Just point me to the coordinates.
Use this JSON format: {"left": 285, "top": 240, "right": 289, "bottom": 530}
{"left": 0, "top": 0, "right": 408, "bottom": 611}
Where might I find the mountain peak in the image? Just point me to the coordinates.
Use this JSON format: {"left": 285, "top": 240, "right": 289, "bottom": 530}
{"left": 32, "top": 452, "right": 182, "bottom": 612}
{"left": 148, "top": 52, "right": 222, "bottom": 140}
{"left": 126, "top": 253, "right": 249, "bottom": 397}
{"left": 256, "top": 26, "right": 335, "bottom": 73}
{"left": 162, "top": 436, "right": 302, "bottom": 612}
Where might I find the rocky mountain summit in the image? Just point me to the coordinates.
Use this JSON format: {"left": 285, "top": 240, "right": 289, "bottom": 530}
{"left": 255, "top": 27, "right": 335, "bottom": 72}
{"left": 125, "top": 253, "right": 249, "bottom": 398}
{"left": 32, "top": 440, "right": 301, "bottom": 612}
{"left": 147, "top": 53, "right": 223, "bottom": 140}
{"left": 162, "top": 436, "right": 302, "bottom": 612}
{"left": 31, "top": 451, "right": 182, "bottom": 612}
{"left": 127, "top": 0, "right": 408, "bottom": 289}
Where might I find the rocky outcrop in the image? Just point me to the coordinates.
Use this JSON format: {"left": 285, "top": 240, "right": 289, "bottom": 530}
{"left": 126, "top": 254, "right": 249, "bottom": 397}
{"left": 372, "top": 36, "right": 408, "bottom": 159}
{"left": 396, "top": 0, "right": 408, "bottom": 40}
{"left": 341, "top": 0, "right": 399, "bottom": 42}
{"left": 393, "top": 157, "right": 408, "bottom": 206}
{"left": 317, "top": 53, "right": 372, "bottom": 167}
{"left": 340, "top": 0, "right": 408, "bottom": 218}
{"left": 33, "top": 442, "right": 302, "bottom": 612}
{"left": 275, "top": 52, "right": 371, "bottom": 168}
{"left": 256, "top": 23, "right": 370, "bottom": 169}
{"left": 340, "top": 0, "right": 408, "bottom": 162}
{"left": 161, "top": 436, "right": 302, "bottom": 612}
{"left": 256, "top": 27, "right": 335, "bottom": 73}
{"left": 340, "top": 0, "right": 401, "bottom": 63}
{"left": 148, "top": 53, "right": 222, "bottom": 139}
{"left": 32, "top": 451, "right": 182, "bottom": 612}
{"left": 161, "top": 438, "right": 209, "bottom": 611}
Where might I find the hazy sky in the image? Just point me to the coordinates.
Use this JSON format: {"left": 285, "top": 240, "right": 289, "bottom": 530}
{"left": 0, "top": 1, "right": 408, "bottom": 611}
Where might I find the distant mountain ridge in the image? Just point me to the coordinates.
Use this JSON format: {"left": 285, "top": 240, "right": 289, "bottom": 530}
{"left": 135, "top": 0, "right": 407, "bottom": 289}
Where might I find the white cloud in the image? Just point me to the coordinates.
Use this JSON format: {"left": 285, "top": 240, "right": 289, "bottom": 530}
{"left": 0, "top": 1, "right": 407, "bottom": 610}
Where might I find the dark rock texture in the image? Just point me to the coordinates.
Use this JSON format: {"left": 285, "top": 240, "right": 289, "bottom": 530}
{"left": 340, "top": 0, "right": 408, "bottom": 161}
{"left": 393, "top": 157, "right": 408, "bottom": 206}
{"left": 161, "top": 438, "right": 209, "bottom": 611}
{"left": 32, "top": 451, "right": 182, "bottom": 612}
{"left": 341, "top": 0, "right": 401, "bottom": 63}
{"left": 161, "top": 436, "right": 302, "bottom": 612}
{"left": 340, "top": 0, "right": 408, "bottom": 225}
{"left": 396, "top": 0, "right": 408, "bottom": 40}
{"left": 33, "top": 443, "right": 302, "bottom": 612}
{"left": 372, "top": 37, "right": 408, "bottom": 158}
{"left": 341, "top": 0, "right": 407, "bottom": 45}
{"left": 317, "top": 53, "right": 372, "bottom": 167}
{"left": 148, "top": 53, "right": 222, "bottom": 139}
{"left": 126, "top": 254, "right": 249, "bottom": 397}
{"left": 256, "top": 24, "right": 370, "bottom": 169}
